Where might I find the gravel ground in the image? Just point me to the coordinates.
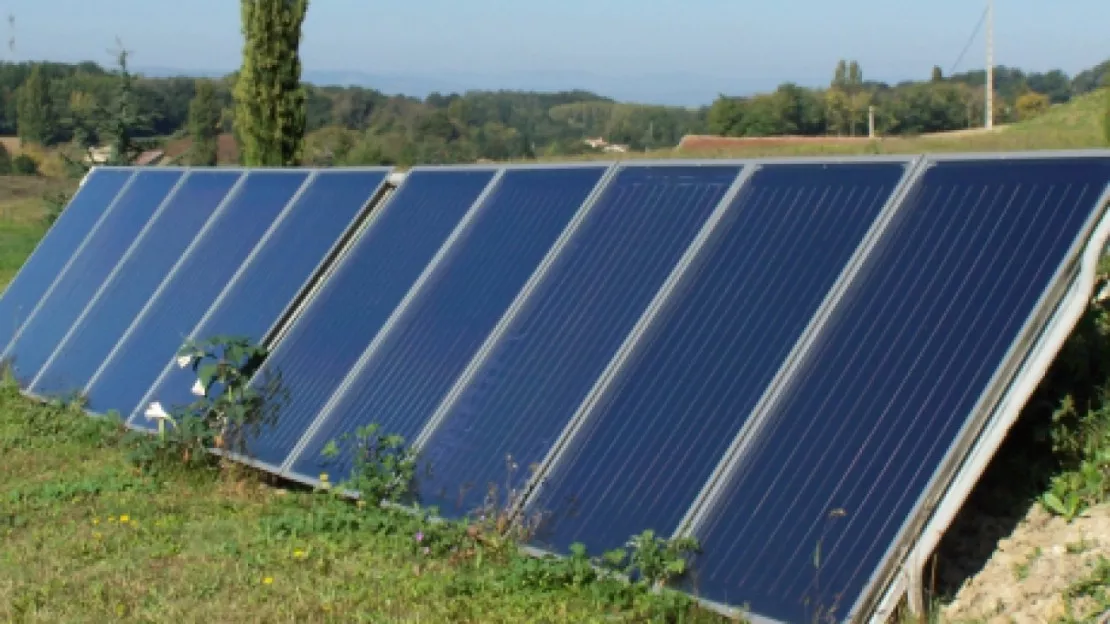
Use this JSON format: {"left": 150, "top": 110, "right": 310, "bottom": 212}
{"left": 940, "top": 503, "right": 1110, "bottom": 623}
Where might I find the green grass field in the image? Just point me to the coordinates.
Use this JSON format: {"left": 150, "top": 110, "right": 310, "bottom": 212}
{"left": 0, "top": 93, "right": 1107, "bottom": 623}
{"left": 1, "top": 393, "right": 731, "bottom": 623}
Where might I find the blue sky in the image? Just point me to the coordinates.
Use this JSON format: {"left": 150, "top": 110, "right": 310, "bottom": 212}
{"left": 5, "top": 0, "right": 1109, "bottom": 104}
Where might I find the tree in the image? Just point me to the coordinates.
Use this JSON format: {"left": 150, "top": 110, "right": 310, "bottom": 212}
{"left": 16, "top": 64, "right": 56, "bottom": 144}
{"left": 188, "top": 80, "right": 221, "bottom": 165}
{"left": 101, "top": 44, "right": 153, "bottom": 166}
{"left": 234, "top": 0, "right": 310, "bottom": 166}
{"left": 1015, "top": 91, "right": 1050, "bottom": 121}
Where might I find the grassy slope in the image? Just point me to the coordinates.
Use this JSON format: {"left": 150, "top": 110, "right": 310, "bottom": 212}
{"left": 1, "top": 395, "right": 714, "bottom": 623}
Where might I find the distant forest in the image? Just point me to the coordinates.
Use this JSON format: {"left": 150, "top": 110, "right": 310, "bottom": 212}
{"left": 1, "top": 57, "right": 1107, "bottom": 166}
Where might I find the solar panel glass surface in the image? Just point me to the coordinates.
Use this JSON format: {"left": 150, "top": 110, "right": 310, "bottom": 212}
{"left": 6, "top": 169, "right": 184, "bottom": 385}
{"left": 687, "top": 156, "right": 1110, "bottom": 622}
{"left": 284, "top": 166, "right": 609, "bottom": 484}
{"left": 130, "top": 169, "right": 389, "bottom": 428}
{"left": 417, "top": 164, "right": 742, "bottom": 517}
{"left": 523, "top": 161, "right": 910, "bottom": 563}
{"left": 0, "top": 168, "right": 133, "bottom": 353}
{"left": 30, "top": 170, "right": 243, "bottom": 397}
{"left": 240, "top": 168, "right": 497, "bottom": 468}
{"left": 83, "top": 170, "right": 310, "bottom": 417}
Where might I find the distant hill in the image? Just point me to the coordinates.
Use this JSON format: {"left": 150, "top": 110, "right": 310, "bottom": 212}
{"left": 133, "top": 66, "right": 736, "bottom": 107}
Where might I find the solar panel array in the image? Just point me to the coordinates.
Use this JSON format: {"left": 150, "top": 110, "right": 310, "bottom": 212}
{"left": 2, "top": 153, "right": 1108, "bottom": 623}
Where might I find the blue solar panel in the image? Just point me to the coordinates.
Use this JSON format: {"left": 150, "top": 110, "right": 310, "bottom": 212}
{"left": 129, "top": 169, "right": 390, "bottom": 429}
{"left": 283, "top": 165, "right": 609, "bottom": 484}
{"left": 4, "top": 170, "right": 185, "bottom": 386}
{"left": 416, "top": 164, "right": 742, "bottom": 517}
{"left": 686, "top": 156, "right": 1110, "bottom": 622}
{"left": 239, "top": 169, "right": 497, "bottom": 468}
{"left": 82, "top": 170, "right": 311, "bottom": 417}
{"left": 0, "top": 168, "right": 133, "bottom": 353}
{"left": 523, "top": 162, "right": 911, "bottom": 559}
{"left": 30, "top": 171, "right": 244, "bottom": 398}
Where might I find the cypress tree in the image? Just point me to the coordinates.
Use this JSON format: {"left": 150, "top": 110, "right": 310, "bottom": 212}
{"left": 16, "top": 64, "right": 56, "bottom": 145}
{"left": 189, "top": 80, "right": 222, "bottom": 165}
{"left": 234, "top": 0, "right": 310, "bottom": 166}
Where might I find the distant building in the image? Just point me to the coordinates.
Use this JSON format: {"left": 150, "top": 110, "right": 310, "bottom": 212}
{"left": 583, "top": 137, "right": 630, "bottom": 153}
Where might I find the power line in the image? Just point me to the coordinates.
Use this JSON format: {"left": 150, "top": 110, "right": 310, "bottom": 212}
{"left": 949, "top": 5, "right": 989, "bottom": 75}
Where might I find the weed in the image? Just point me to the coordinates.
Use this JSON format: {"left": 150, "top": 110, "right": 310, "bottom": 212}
{"left": 321, "top": 422, "right": 417, "bottom": 504}
{"left": 123, "top": 335, "right": 285, "bottom": 470}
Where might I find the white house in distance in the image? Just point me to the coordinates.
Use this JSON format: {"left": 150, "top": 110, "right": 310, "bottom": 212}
{"left": 583, "top": 136, "right": 630, "bottom": 153}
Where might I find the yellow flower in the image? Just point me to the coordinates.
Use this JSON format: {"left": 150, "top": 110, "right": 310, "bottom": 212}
{"left": 262, "top": 577, "right": 274, "bottom": 585}
{"left": 93, "top": 531, "right": 103, "bottom": 540}
{"left": 119, "top": 515, "right": 130, "bottom": 524}
{"left": 293, "top": 549, "right": 306, "bottom": 559}
{"left": 92, "top": 518, "right": 100, "bottom": 526}
{"left": 108, "top": 516, "right": 116, "bottom": 523}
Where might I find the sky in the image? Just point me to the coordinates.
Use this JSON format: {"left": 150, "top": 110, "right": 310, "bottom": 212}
{"left": 4, "top": 0, "right": 1109, "bottom": 105}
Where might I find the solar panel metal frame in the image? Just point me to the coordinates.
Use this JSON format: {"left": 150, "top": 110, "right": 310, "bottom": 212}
{"left": 208, "top": 163, "right": 512, "bottom": 478}
{"left": 124, "top": 167, "right": 393, "bottom": 426}
{"left": 270, "top": 161, "right": 621, "bottom": 487}
{"left": 0, "top": 167, "right": 139, "bottom": 358}
{"left": 79, "top": 167, "right": 318, "bottom": 413}
{"left": 662, "top": 150, "right": 1110, "bottom": 623}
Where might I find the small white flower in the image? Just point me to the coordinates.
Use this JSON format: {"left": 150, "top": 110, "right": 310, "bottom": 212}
{"left": 191, "top": 379, "right": 206, "bottom": 397}
{"left": 144, "top": 402, "right": 169, "bottom": 421}
{"left": 176, "top": 355, "right": 192, "bottom": 369}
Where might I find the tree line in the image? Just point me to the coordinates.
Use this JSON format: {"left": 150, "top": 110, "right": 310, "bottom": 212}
{"left": 3, "top": 23, "right": 1108, "bottom": 167}
{"left": 708, "top": 60, "right": 1108, "bottom": 139}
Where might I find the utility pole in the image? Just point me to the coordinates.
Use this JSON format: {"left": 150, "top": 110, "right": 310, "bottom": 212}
{"left": 868, "top": 105, "right": 875, "bottom": 138}
{"left": 985, "top": 0, "right": 994, "bottom": 129}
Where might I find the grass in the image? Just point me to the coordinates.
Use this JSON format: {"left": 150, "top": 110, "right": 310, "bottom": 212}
{"left": 0, "top": 386, "right": 728, "bottom": 623}
{"left": 0, "top": 175, "right": 77, "bottom": 285}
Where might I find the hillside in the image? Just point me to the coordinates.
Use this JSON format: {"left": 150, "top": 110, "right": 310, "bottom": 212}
{"left": 596, "top": 89, "right": 1110, "bottom": 161}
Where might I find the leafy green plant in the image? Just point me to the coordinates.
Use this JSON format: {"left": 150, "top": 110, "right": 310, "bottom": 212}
{"left": 322, "top": 423, "right": 418, "bottom": 504}
{"left": 125, "top": 335, "right": 284, "bottom": 469}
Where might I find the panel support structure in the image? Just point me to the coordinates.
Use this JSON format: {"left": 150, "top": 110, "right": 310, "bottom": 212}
{"left": 865, "top": 174, "right": 1110, "bottom": 622}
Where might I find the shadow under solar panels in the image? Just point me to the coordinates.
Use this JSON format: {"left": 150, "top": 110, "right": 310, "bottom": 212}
{"left": 235, "top": 168, "right": 499, "bottom": 470}
{"left": 684, "top": 155, "right": 1110, "bottom": 622}
{"left": 0, "top": 168, "right": 133, "bottom": 355}
{"left": 4, "top": 169, "right": 185, "bottom": 385}
{"left": 82, "top": 170, "right": 312, "bottom": 418}
{"left": 519, "top": 159, "right": 914, "bottom": 565}
{"left": 281, "top": 164, "right": 611, "bottom": 486}
{"left": 414, "top": 163, "right": 744, "bottom": 518}
{"left": 30, "top": 170, "right": 245, "bottom": 399}
{"left": 129, "top": 168, "right": 390, "bottom": 429}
